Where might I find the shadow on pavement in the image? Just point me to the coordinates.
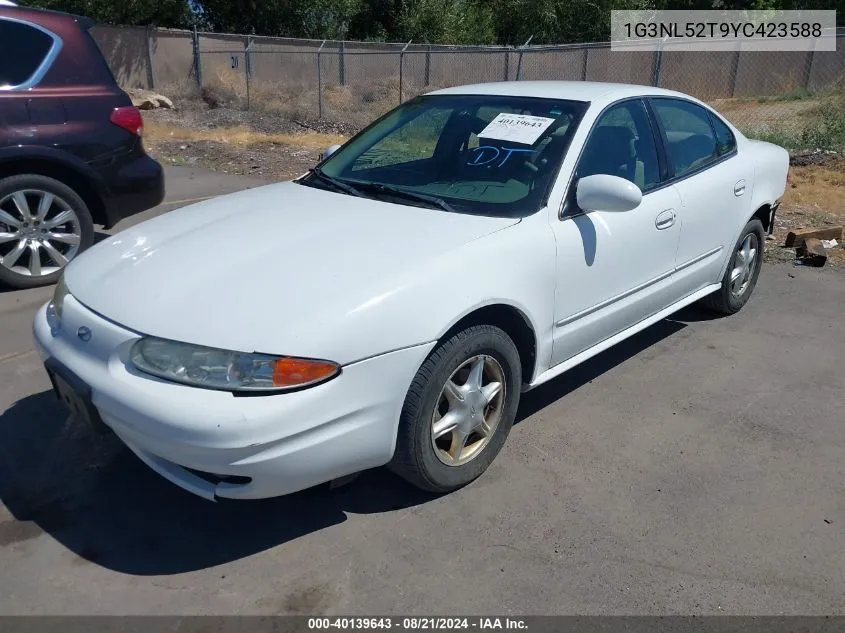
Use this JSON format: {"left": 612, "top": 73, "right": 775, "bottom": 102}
{"left": 0, "top": 389, "right": 436, "bottom": 575}
{"left": 0, "top": 307, "right": 702, "bottom": 576}
{"left": 516, "top": 308, "right": 695, "bottom": 421}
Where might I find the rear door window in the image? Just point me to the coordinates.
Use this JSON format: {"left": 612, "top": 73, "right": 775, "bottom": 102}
{"left": 0, "top": 19, "right": 55, "bottom": 88}
{"left": 651, "top": 98, "right": 719, "bottom": 178}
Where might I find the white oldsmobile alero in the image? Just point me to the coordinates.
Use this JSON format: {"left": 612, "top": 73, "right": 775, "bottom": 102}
{"left": 33, "top": 81, "right": 789, "bottom": 501}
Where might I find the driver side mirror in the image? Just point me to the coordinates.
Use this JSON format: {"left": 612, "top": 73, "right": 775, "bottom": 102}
{"left": 576, "top": 174, "right": 642, "bottom": 212}
{"left": 320, "top": 144, "right": 342, "bottom": 162}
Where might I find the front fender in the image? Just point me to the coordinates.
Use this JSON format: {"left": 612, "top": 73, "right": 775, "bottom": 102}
{"left": 305, "top": 214, "right": 557, "bottom": 375}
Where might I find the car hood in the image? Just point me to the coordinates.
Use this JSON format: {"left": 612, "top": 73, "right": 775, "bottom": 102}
{"left": 65, "top": 181, "right": 518, "bottom": 360}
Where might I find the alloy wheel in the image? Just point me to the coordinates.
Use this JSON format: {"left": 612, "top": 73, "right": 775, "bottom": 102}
{"left": 0, "top": 189, "right": 82, "bottom": 278}
{"left": 431, "top": 354, "right": 506, "bottom": 466}
{"left": 730, "top": 233, "right": 758, "bottom": 297}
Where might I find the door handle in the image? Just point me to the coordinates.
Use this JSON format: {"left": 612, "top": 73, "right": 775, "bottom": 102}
{"left": 734, "top": 180, "right": 746, "bottom": 196}
{"left": 655, "top": 209, "right": 676, "bottom": 230}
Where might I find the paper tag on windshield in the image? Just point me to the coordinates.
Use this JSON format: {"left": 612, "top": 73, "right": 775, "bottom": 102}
{"left": 478, "top": 113, "right": 556, "bottom": 145}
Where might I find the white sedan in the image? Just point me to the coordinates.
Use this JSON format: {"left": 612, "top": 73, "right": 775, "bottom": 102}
{"left": 33, "top": 81, "right": 789, "bottom": 501}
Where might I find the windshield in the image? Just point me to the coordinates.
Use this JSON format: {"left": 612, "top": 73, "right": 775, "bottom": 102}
{"left": 303, "top": 94, "right": 588, "bottom": 218}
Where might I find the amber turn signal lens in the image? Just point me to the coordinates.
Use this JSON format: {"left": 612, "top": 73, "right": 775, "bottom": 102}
{"left": 272, "top": 357, "right": 339, "bottom": 388}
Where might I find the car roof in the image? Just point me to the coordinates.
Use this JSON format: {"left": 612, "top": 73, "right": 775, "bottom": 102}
{"left": 427, "top": 80, "right": 688, "bottom": 105}
{"left": 0, "top": 3, "right": 94, "bottom": 29}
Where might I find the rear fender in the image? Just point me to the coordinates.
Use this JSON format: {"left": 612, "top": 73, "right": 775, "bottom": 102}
{"left": 0, "top": 144, "right": 108, "bottom": 196}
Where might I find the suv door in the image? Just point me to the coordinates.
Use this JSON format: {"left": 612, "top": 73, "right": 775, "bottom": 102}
{"left": 649, "top": 97, "right": 751, "bottom": 295}
{"left": 549, "top": 98, "right": 683, "bottom": 367}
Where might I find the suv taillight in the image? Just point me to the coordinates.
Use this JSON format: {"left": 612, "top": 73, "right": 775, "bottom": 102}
{"left": 110, "top": 106, "right": 143, "bottom": 136}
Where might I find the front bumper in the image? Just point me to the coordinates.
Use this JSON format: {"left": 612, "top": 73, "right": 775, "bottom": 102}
{"left": 33, "top": 296, "right": 433, "bottom": 500}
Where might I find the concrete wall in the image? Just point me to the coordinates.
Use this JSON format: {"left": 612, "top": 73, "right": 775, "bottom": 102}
{"left": 152, "top": 29, "right": 195, "bottom": 87}
{"left": 90, "top": 25, "right": 153, "bottom": 89}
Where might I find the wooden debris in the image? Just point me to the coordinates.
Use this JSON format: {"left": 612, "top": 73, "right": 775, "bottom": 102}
{"left": 785, "top": 226, "right": 844, "bottom": 248}
{"left": 797, "top": 238, "right": 828, "bottom": 267}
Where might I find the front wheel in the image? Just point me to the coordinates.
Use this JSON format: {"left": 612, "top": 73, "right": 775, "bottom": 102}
{"left": 389, "top": 325, "right": 522, "bottom": 493}
{"left": 701, "top": 218, "right": 765, "bottom": 315}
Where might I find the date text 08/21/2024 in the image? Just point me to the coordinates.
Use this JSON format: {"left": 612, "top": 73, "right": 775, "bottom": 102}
{"left": 307, "top": 617, "right": 529, "bottom": 630}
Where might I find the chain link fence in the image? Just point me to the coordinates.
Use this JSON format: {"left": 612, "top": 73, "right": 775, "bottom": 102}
{"left": 90, "top": 25, "right": 845, "bottom": 144}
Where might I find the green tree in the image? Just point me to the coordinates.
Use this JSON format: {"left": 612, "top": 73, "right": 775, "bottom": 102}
{"left": 480, "top": 0, "right": 656, "bottom": 45}
{"left": 395, "top": 0, "right": 496, "bottom": 44}
{"left": 197, "top": 0, "right": 363, "bottom": 38}
{"left": 21, "top": 0, "right": 844, "bottom": 39}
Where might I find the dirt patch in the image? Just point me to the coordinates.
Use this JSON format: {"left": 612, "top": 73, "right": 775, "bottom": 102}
{"left": 765, "top": 153, "right": 845, "bottom": 268}
{"left": 785, "top": 154, "right": 845, "bottom": 215}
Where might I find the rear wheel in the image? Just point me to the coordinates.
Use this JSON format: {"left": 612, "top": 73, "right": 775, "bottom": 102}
{"left": 389, "top": 325, "right": 522, "bottom": 493}
{"left": 0, "top": 175, "right": 94, "bottom": 289}
{"left": 701, "top": 218, "right": 765, "bottom": 315}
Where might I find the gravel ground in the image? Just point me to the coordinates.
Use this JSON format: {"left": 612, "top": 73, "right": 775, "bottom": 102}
{"left": 147, "top": 139, "right": 320, "bottom": 180}
{"left": 142, "top": 105, "right": 350, "bottom": 180}
{"left": 146, "top": 103, "right": 360, "bottom": 137}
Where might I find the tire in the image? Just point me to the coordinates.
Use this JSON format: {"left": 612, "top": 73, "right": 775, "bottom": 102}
{"left": 0, "top": 174, "right": 95, "bottom": 289}
{"left": 701, "top": 218, "right": 765, "bottom": 315}
{"left": 389, "top": 324, "right": 522, "bottom": 493}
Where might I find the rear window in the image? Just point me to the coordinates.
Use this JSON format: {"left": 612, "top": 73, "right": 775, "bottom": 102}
{"left": 0, "top": 19, "right": 54, "bottom": 88}
{"left": 651, "top": 98, "right": 719, "bottom": 178}
{"left": 710, "top": 113, "right": 737, "bottom": 156}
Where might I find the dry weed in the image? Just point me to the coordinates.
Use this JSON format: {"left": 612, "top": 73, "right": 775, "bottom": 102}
{"left": 145, "top": 120, "right": 346, "bottom": 150}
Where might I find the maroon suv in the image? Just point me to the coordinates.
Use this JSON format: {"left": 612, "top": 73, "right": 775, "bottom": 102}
{"left": 0, "top": 4, "right": 164, "bottom": 289}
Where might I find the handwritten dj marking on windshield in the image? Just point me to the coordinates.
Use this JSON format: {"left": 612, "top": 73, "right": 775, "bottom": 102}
{"left": 467, "top": 146, "right": 537, "bottom": 168}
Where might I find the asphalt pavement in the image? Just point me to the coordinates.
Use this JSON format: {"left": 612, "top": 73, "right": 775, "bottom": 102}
{"left": 0, "top": 166, "right": 843, "bottom": 615}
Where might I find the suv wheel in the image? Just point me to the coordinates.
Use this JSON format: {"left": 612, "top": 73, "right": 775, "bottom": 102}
{"left": 0, "top": 174, "right": 94, "bottom": 289}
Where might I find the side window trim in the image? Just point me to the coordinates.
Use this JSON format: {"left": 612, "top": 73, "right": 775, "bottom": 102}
{"left": 707, "top": 110, "right": 738, "bottom": 158}
{"left": 643, "top": 98, "right": 670, "bottom": 182}
{"left": 647, "top": 96, "right": 736, "bottom": 186}
{"left": 0, "top": 16, "right": 63, "bottom": 91}
{"left": 560, "top": 96, "right": 666, "bottom": 219}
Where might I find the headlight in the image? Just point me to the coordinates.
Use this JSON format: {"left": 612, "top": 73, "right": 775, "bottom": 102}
{"left": 130, "top": 337, "right": 340, "bottom": 393}
{"left": 47, "top": 273, "right": 69, "bottom": 326}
